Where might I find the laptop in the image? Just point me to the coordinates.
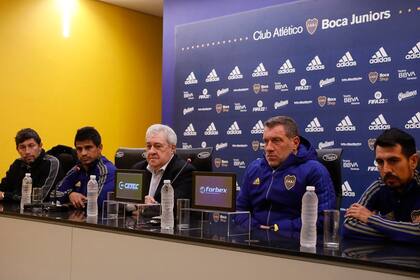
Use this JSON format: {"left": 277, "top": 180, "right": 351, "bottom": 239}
{"left": 114, "top": 169, "right": 146, "bottom": 203}
{"left": 192, "top": 171, "right": 236, "bottom": 212}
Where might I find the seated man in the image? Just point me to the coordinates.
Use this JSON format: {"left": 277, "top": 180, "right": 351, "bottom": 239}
{"left": 0, "top": 128, "right": 61, "bottom": 202}
{"left": 132, "top": 124, "right": 195, "bottom": 203}
{"left": 57, "top": 127, "right": 116, "bottom": 209}
{"left": 236, "top": 116, "right": 336, "bottom": 231}
{"left": 344, "top": 128, "right": 419, "bottom": 244}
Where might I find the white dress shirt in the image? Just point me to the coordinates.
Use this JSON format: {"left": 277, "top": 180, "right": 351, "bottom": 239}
{"left": 146, "top": 155, "right": 174, "bottom": 197}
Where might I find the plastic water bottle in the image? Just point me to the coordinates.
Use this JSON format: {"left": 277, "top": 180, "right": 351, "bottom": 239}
{"left": 21, "top": 173, "right": 32, "bottom": 208}
{"left": 161, "top": 180, "right": 174, "bottom": 230}
{"left": 300, "top": 186, "right": 318, "bottom": 247}
{"left": 87, "top": 175, "right": 98, "bottom": 216}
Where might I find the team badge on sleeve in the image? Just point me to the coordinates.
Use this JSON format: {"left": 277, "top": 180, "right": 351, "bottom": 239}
{"left": 284, "top": 175, "right": 297, "bottom": 190}
{"left": 252, "top": 177, "right": 260, "bottom": 186}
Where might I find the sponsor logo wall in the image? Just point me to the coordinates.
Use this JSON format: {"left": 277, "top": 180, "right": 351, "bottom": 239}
{"left": 174, "top": 0, "right": 420, "bottom": 209}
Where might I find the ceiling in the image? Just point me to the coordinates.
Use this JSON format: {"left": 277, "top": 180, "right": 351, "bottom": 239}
{"left": 98, "top": 0, "right": 163, "bottom": 17}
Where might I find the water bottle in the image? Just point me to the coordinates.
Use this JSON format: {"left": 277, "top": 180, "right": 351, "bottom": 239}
{"left": 300, "top": 186, "right": 318, "bottom": 247}
{"left": 87, "top": 175, "right": 98, "bottom": 216}
{"left": 161, "top": 180, "right": 174, "bottom": 230}
{"left": 20, "top": 173, "right": 32, "bottom": 208}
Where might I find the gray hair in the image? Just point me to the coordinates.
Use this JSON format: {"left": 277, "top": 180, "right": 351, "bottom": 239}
{"left": 264, "top": 116, "right": 299, "bottom": 138}
{"left": 146, "top": 124, "right": 177, "bottom": 146}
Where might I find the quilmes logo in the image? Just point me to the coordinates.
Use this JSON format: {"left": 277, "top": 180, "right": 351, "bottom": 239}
{"left": 183, "top": 123, "right": 197, "bottom": 136}
{"left": 252, "top": 100, "right": 268, "bottom": 112}
{"left": 228, "top": 66, "right": 244, "bottom": 80}
{"left": 336, "top": 116, "right": 356, "bottom": 131}
{"left": 343, "top": 94, "right": 360, "bottom": 105}
{"left": 184, "top": 72, "right": 198, "bottom": 85}
{"left": 204, "top": 122, "right": 219, "bottom": 135}
{"left": 226, "top": 121, "right": 242, "bottom": 135}
{"left": 369, "top": 114, "right": 390, "bottom": 130}
{"left": 305, "top": 18, "right": 318, "bottom": 35}
{"left": 306, "top": 55, "right": 325, "bottom": 71}
{"left": 198, "top": 88, "right": 211, "bottom": 99}
{"left": 295, "top": 79, "right": 311, "bottom": 91}
{"left": 336, "top": 51, "right": 357, "bottom": 67}
{"left": 398, "top": 70, "right": 417, "bottom": 81}
{"left": 319, "top": 77, "right": 335, "bottom": 88}
{"left": 183, "top": 107, "right": 194, "bottom": 115}
{"left": 305, "top": 117, "right": 324, "bottom": 133}
{"left": 405, "top": 41, "right": 420, "bottom": 60}
{"left": 277, "top": 59, "right": 296, "bottom": 74}
{"left": 205, "top": 69, "right": 220, "bottom": 82}
{"left": 274, "top": 100, "right": 289, "bottom": 109}
{"left": 369, "top": 47, "right": 391, "bottom": 64}
{"left": 318, "top": 140, "right": 334, "bottom": 149}
{"left": 274, "top": 82, "right": 289, "bottom": 91}
{"left": 215, "top": 142, "right": 228, "bottom": 151}
{"left": 217, "top": 88, "right": 229, "bottom": 97}
{"left": 405, "top": 112, "right": 420, "bottom": 129}
{"left": 368, "top": 91, "right": 388, "bottom": 105}
{"left": 341, "top": 181, "right": 355, "bottom": 197}
{"left": 118, "top": 181, "right": 139, "bottom": 190}
{"left": 251, "top": 120, "right": 264, "bottom": 134}
{"left": 398, "top": 89, "right": 417, "bottom": 102}
{"left": 199, "top": 185, "right": 228, "bottom": 194}
{"left": 252, "top": 62, "right": 268, "bottom": 77}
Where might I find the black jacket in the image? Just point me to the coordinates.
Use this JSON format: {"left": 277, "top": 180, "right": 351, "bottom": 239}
{"left": 0, "top": 150, "right": 62, "bottom": 202}
{"left": 132, "top": 154, "right": 195, "bottom": 203}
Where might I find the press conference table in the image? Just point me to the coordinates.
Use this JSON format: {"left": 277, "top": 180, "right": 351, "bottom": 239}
{"left": 0, "top": 202, "right": 418, "bottom": 280}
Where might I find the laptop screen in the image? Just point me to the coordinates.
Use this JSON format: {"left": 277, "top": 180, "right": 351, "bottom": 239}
{"left": 114, "top": 169, "right": 145, "bottom": 203}
{"left": 192, "top": 171, "right": 236, "bottom": 212}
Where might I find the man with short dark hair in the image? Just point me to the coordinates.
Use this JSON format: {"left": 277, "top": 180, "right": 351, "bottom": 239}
{"left": 57, "top": 127, "right": 116, "bottom": 209}
{"left": 344, "top": 128, "right": 420, "bottom": 243}
{"left": 0, "top": 128, "right": 61, "bottom": 202}
{"left": 237, "top": 116, "right": 336, "bottom": 231}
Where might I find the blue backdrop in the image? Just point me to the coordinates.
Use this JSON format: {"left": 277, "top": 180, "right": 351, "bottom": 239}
{"left": 173, "top": 0, "right": 420, "bottom": 210}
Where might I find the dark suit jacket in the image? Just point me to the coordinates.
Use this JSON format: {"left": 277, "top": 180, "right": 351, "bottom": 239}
{"left": 132, "top": 154, "right": 195, "bottom": 203}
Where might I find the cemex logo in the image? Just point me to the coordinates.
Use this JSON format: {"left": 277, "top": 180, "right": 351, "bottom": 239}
{"left": 228, "top": 66, "right": 243, "bottom": 80}
{"left": 369, "top": 114, "right": 390, "bottom": 130}
{"left": 369, "top": 47, "right": 391, "bottom": 64}
{"left": 251, "top": 120, "right": 264, "bottom": 134}
{"left": 252, "top": 63, "right": 268, "bottom": 77}
{"left": 204, "top": 122, "right": 219, "bottom": 136}
{"left": 118, "top": 181, "right": 139, "bottom": 191}
{"left": 184, "top": 72, "right": 198, "bottom": 85}
{"left": 305, "top": 117, "right": 324, "bottom": 133}
{"left": 199, "top": 186, "right": 228, "bottom": 194}
{"left": 205, "top": 69, "right": 220, "bottom": 83}
{"left": 226, "top": 121, "right": 242, "bottom": 135}
{"left": 183, "top": 123, "right": 197, "bottom": 136}
{"left": 278, "top": 59, "right": 296, "bottom": 74}
{"left": 336, "top": 51, "right": 357, "bottom": 67}
{"left": 341, "top": 181, "right": 355, "bottom": 197}
{"left": 336, "top": 116, "right": 356, "bottom": 131}
{"left": 306, "top": 55, "right": 325, "bottom": 71}
{"left": 405, "top": 112, "right": 420, "bottom": 129}
{"left": 405, "top": 42, "right": 420, "bottom": 60}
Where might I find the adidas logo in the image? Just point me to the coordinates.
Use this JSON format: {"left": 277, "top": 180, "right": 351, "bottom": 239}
{"left": 252, "top": 63, "right": 268, "bottom": 77}
{"left": 204, "top": 122, "right": 219, "bottom": 135}
{"left": 251, "top": 120, "right": 264, "bottom": 134}
{"left": 228, "top": 66, "right": 243, "bottom": 80}
{"left": 227, "top": 121, "right": 242, "bottom": 135}
{"left": 336, "top": 116, "right": 356, "bottom": 131}
{"left": 305, "top": 117, "right": 324, "bottom": 132}
{"left": 205, "top": 69, "right": 220, "bottom": 82}
{"left": 336, "top": 51, "right": 357, "bottom": 67}
{"left": 369, "top": 114, "right": 390, "bottom": 130}
{"left": 341, "top": 181, "right": 355, "bottom": 197}
{"left": 183, "top": 123, "right": 197, "bottom": 136}
{"left": 405, "top": 42, "right": 420, "bottom": 60}
{"left": 184, "top": 72, "right": 198, "bottom": 85}
{"left": 277, "top": 59, "right": 296, "bottom": 74}
{"left": 405, "top": 112, "right": 420, "bottom": 129}
{"left": 306, "top": 55, "right": 325, "bottom": 71}
{"left": 369, "top": 47, "right": 391, "bottom": 64}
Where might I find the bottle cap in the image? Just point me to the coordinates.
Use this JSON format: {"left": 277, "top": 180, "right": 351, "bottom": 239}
{"left": 90, "top": 175, "right": 96, "bottom": 180}
{"left": 25, "top": 173, "right": 31, "bottom": 177}
{"left": 163, "top": 180, "right": 171, "bottom": 184}
{"left": 306, "top": 186, "right": 315, "bottom": 191}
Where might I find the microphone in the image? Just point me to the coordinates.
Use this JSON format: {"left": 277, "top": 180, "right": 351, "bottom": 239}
{"left": 171, "top": 158, "right": 191, "bottom": 185}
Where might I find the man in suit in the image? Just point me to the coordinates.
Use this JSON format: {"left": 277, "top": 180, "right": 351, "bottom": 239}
{"left": 133, "top": 124, "right": 195, "bottom": 203}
